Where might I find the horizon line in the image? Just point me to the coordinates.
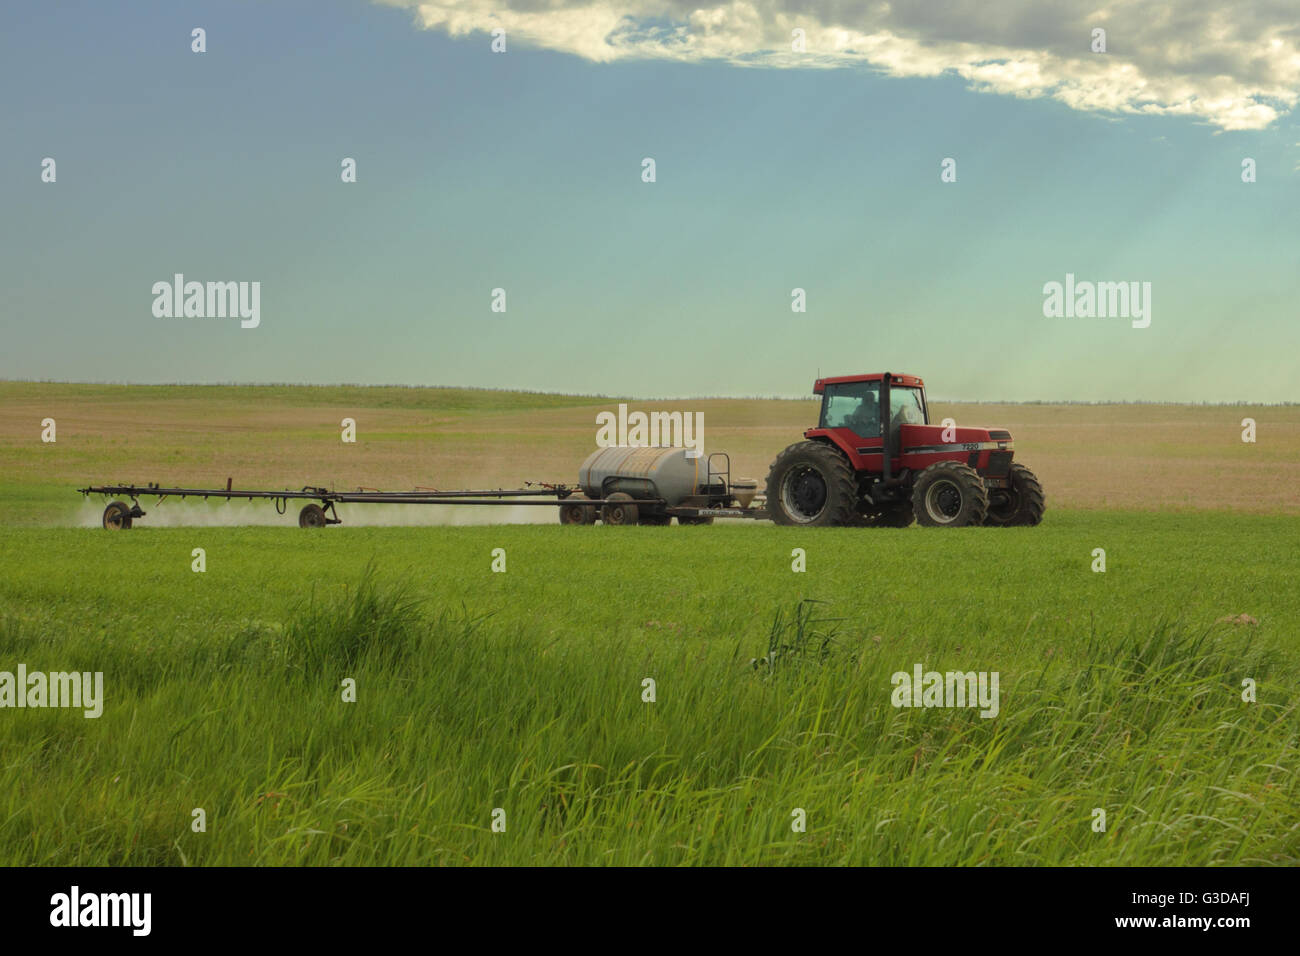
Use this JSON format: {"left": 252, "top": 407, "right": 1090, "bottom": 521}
{"left": 1, "top": 379, "right": 1295, "bottom": 407}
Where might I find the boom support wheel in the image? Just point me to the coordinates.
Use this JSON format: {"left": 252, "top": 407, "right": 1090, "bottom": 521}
{"left": 102, "top": 501, "right": 133, "bottom": 530}
{"left": 299, "top": 504, "right": 329, "bottom": 528}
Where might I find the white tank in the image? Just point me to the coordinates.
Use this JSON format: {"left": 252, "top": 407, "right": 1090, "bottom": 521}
{"left": 578, "top": 447, "right": 703, "bottom": 505}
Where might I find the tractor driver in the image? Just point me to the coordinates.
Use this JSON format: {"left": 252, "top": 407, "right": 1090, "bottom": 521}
{"left": 846, "top": 388, "right": 881, "bottom": 437}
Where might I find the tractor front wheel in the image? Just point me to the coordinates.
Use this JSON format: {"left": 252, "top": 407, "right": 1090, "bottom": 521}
{"left": 912, "top": 462, "right": 989, "bottom": 527}
{"left": 765, "top": 441, "right": 858, "bottom": 527}
{"left": 984, "top": 463, "right": 1046, "bottom": 527}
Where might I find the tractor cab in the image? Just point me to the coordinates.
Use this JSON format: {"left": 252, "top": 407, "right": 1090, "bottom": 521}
{"left": 808, "top": 372, "right": 1013, "bottom": 483}
{"left": 814, "top": 373, "right": 928, "bottom": 447}
{"left": 808, "top": 373, "right": 933, "bottom": 480}
{"left": 765, "top": 371, "right": 1045, "bottom": 528}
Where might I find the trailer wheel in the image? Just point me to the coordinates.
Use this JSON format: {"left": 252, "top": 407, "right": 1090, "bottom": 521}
{"left": 983, "top": 463, "right": 1046, "bottom": 527}
{"left": 559, "top": 494, "right": 597, "bottom": 525}
{"left": 601, "top": 492, "right": 639, "bottom": 526}
{"left": 677, "top": 515, "right": 714, "bottom": 525}
{"left": 299, "top": 504, "right": 328, "bottom": 528}
{"left": 638, "top": 514, "right": 671, "bottom": 526}
{"left": 102, "top": 501, "right": 133, "bottom": 530}
{"left": 912, "top": 462, "right": 988, "bottom": 527}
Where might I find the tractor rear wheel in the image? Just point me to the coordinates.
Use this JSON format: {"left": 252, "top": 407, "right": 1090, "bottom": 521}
{"left": 102, "top": 501, "right": 133, "bottom": 530}
{"left": 559, "top": 494, "right": 597, "bottom": 525}
{"left": 765, "top": 441, "right": 858, "bottom": 527}
{"left": 601, "top": 492, "right": 639, "bottom": 526}
{"left": 912, "top": 462, "right": 988, "bottom": 527}
{"left": 984, "top": 463, "right": 1045, "bottom": 527}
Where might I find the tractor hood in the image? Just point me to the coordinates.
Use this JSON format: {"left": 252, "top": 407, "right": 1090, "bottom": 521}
{"left": 896, "top": 424, "right": 1016, "bottom": 478}
{"left": 899, "top": 424, "right": 1014, "bottom": 454}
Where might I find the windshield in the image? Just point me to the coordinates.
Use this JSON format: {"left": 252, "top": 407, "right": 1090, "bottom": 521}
{"left": 890, "top": 386, "right": 926, "bottom": 428}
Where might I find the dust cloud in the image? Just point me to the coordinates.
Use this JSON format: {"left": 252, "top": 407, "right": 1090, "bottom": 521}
{"left": 73, "top": 498, "right": 555, "bottom": 528}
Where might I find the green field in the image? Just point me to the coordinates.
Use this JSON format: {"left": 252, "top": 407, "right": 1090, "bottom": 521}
{"left": 0, "top": 384, "right": 1297, "bottom": 865}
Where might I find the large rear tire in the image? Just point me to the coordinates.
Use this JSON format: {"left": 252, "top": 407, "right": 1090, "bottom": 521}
{"left": 764, "top": 441, "right": 858, "bottom": 527}
{"left": 984, "top": 463, "right": 1045, "bottom": 527}
{"left": 912, "top": 462, "right": 988, "bottom": 527}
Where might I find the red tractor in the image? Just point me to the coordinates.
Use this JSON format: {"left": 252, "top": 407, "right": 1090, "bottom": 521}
{"left": 765, "top": 372, "right": 1045, "bottom": 528}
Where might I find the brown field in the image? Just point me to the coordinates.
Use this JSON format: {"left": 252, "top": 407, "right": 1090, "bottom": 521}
{"left": 1, "top": 382, "right": 1297, "bottom": 524}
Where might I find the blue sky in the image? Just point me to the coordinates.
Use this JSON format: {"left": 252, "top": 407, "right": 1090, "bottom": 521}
{"left": 2, "top": 0, "right": 1298, "bottom": 401}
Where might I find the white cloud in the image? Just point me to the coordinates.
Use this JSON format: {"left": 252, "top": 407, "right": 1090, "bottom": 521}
{"left": 381, "top": 0, "right": 1300, "bottom": 130}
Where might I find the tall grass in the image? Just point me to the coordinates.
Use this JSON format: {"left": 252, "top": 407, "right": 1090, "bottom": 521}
{"left": 0, "top": 563, "right": 1294, "bottom": 866}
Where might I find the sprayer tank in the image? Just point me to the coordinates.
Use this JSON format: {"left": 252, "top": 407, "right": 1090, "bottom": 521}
{"left": 577, "top": 447, "right": 707, "bottom": 505}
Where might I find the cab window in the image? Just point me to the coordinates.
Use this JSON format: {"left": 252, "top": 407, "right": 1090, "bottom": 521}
{"left": 820, "top": 382, "right": 881, "bottom": 438}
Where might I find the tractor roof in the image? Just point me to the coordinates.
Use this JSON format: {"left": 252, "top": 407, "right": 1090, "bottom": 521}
{"left": 813, "top": 373, "right": 925, "bottom": 394}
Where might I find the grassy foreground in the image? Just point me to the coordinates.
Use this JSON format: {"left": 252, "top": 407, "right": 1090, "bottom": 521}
{"left": 1, "top": 512, "right": 1296, "bottom": 865}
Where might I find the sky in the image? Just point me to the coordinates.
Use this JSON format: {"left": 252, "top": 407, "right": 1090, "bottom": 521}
{"left": 2, "top": 0, "right": 1298, "bottom": 401}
